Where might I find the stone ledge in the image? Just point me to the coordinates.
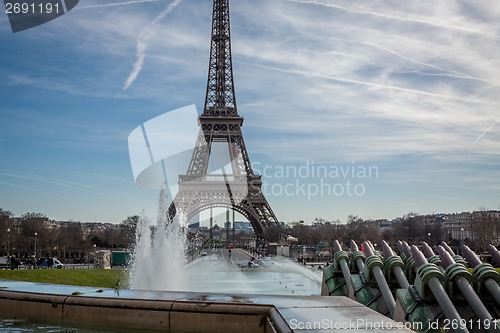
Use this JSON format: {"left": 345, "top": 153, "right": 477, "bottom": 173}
{"left": 0, "top": 280, "right": 412, "bottom": 332}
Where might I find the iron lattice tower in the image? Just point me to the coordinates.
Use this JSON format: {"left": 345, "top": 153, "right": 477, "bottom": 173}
{"left": 168, "top": 0, "right": 280, "bottom": 239}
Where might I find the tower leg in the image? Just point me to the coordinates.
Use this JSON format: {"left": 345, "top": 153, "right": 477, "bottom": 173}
{"left": 210, "top": 208, "right": 213, "bottom": 240}
{"left": 232, "top": 210, "right": 235, "bottom": 243}
{"left": 226, "top": 209, "right": 230, "bottom": 243}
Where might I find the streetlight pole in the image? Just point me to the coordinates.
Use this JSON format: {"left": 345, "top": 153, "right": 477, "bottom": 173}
{"left": 34, "top": 232, "right": 37, "bottom": 258}
{"left": 460, "top": 227, "right": 464, "bottom": 254}
{"left": 6, "top": 228, "right": 10, "bottom": 259}
{"left": 299, "top": 220, "right": 304, "bottom": 258}
{"left": 428, "top": 232, "right": 431, "bottom": 246}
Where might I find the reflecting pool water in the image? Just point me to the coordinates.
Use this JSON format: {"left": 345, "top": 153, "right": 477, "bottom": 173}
{"left": 0, "top": 254, "right": 323, "bottom": 332}
{"left": 183, "top": 254, "right": 322, "bottom": 296}
{"left": 0, "top": 318, "right": 128, "bottom": 333}
{"left": 0, "top": 317, "right": 168, "bottom": 333}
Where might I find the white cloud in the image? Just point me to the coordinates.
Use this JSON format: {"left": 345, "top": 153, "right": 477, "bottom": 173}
{"left": 225, "top": 0, "right": 500, "bottom": 161}
{"left": 1, "top": 0, "right": 499, "bottom": 221}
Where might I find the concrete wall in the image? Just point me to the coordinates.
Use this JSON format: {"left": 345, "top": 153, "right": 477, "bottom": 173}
{"left": 0, "top": 290, "right": 287, "bottom": 333}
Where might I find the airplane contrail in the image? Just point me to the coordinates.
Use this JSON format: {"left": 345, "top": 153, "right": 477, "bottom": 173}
{"left": 0, "top": 180, "right": 50, "bottom": 194}
{"left": 284, "top": 0, "right": 497, "bottom": 39}
{"left": 473, "top": 120, "right": 498, "bottom": 144}
{"left": 123, "top": 0, "right": 183, "bottom": 90}
{"left": 77, "top": 0, "right": 162, "bottom": 10}
{"left": 0, "top": 170, "right": 119, "bottom": 194}
{"left": 238, "top": 60, "right": 488, "bottom": 105}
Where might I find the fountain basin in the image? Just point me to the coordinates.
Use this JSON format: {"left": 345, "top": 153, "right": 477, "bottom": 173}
{"left": 0, "top": 280, "right": 412, "bottom": 332}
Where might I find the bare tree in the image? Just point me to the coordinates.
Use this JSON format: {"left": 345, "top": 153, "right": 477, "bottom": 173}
{"left": 469, "top": 209, "right": 499, "bottom": 252}
{"left": 1, "top": 209, "right": 14, "bottom": 256}
{"left": 120, "top": 215, "right": 139, "bottom": 250}
{"left": 58, "top": 222, "right": 85, "bottom": 260}
{"left": 344, "top": 215, "right": 379, "bottom": 244}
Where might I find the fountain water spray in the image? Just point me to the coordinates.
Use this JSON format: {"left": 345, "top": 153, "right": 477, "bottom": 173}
{"left": 127, "top": 186, "right": 322, "bottom": 295}
{"left": 129, "top": 184, "right": 188, "bottom": 291}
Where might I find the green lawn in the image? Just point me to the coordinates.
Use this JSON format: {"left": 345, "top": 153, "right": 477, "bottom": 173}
{"left": 0, "top": 269, "right": 129, "bottom": 289}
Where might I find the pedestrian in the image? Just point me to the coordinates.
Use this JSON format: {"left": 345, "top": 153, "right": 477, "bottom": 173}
{"left": 10, "top": 256, "right": 19, "bottom": 270}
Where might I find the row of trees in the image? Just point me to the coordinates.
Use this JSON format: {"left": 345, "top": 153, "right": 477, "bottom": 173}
{"left": 282, "top": 211, "right": 499, "bottom": 253}
{"left": 0, "top": 209, "right": 138, "bottom": 263}
{"left": 465, "top": 210, "right": 500, "bottom": 252}
{"left": 279, "top": 214, "right": 435, "bottom": 246}
{"left": 2, "top": 207, "right": 498, "bottom": 262}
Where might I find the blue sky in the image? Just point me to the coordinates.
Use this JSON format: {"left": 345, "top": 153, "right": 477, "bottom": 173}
{"left": 0, "top": 0, "right": 499, "bottom": 225}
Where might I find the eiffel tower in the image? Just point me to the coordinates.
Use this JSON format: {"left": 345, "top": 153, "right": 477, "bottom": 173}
{"left": 167, "top": 0, "right": 280, "bottom": 239}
